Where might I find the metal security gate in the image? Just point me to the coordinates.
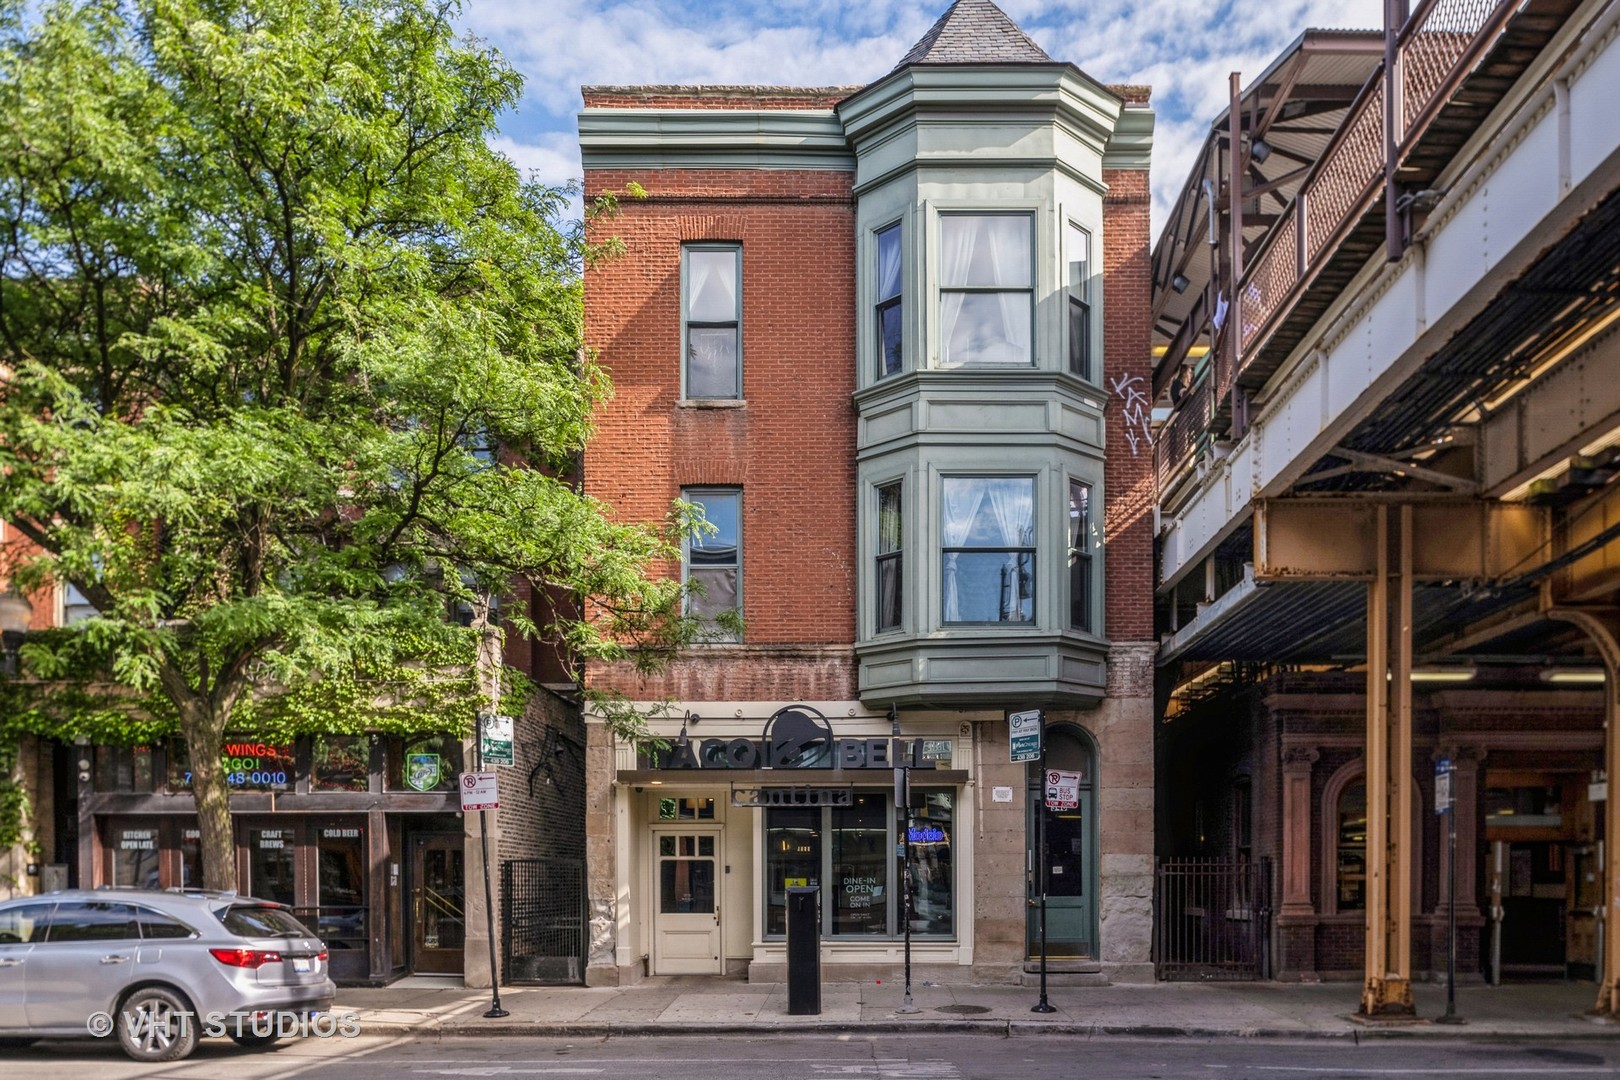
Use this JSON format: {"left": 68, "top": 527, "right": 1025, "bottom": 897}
{"left": 1155, "top": 857, "right": 1272, "bottom": 981}
{"left": 501, "top": 857, "right": 585, "bottom": 985}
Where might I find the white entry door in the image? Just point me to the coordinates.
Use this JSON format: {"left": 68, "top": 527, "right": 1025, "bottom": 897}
{"left": 652, "top": 828, "right": 722, "bottom": 975}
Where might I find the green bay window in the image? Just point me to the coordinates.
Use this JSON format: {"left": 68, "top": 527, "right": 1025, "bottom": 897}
{"left": 939, "top": 214, "right": 1032, "bottom": 366}
{"left": 1067, "top": 221, "right": 1092, "bottom": 380}
{"left": 875, "top": 223, "right": 903, "bottom": 378}
{"left": 875, "top": 480, "right": 903, "bottom": 632}
{"left": 941, "top": 476, "right": 1034, "bottom": 623}
{"left": 1068, "top": 479, "right": 1093, "bottom": 631}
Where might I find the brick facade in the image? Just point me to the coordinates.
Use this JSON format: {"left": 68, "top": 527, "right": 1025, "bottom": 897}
{"left": 1100, "top": 167, "right": 1155, "bottom": 646}
{"left": 583, "top": 165, "right": 858, "bottom": 703}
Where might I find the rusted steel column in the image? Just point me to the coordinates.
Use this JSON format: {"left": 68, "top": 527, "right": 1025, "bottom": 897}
{"left": 1362, "top": 505, "right": 1416, "bottom": 1016}
{"left": 1544, "top": 608, "right": 1620, "bottom": 1016}
{"left": 1390, "top": 505, "right": 1416, "bottom": 1005}
{"left": 1362, "top": 505, "right": 1391, "bottom": 1015}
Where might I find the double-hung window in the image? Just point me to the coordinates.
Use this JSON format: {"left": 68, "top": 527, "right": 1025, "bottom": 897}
{"left": 1068, "top": 480, "right": 1093, "bottom": 631}
{"left": 875, "top": 223, "right": 903, "bottom": 378}
{"left": 940, "top": 476, "right": 1034, "bottom": 623}
{"left": 939, "top": 214, "right": 1032, "bottom": 366}
{"left": 683, "top": 488, "right": 741, "bottom": 635}
{"left": 1067, "top": 222, "right": 1092, "bottom": 380}
{"left": 683, "top": 244, "right": 741, "bottom": 399}
{"left": 875, "top": 480, "right": 903, "bottom": 631}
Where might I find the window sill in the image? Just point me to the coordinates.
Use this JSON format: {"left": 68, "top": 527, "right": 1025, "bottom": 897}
{"left": 677, "top": 398, "right": 747, "bottom": 409}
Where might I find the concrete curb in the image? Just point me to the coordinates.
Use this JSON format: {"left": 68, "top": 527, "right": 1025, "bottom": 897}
{"left": 349, "top": 1017, "right": 1620, "bottom": 1042}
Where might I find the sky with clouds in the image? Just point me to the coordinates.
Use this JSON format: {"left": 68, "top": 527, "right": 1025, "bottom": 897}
{"left": 458, "top": 0, "right": 1385, "bottom": 237}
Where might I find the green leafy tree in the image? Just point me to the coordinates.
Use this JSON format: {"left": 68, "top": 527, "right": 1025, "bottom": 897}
{"left": 0, "top": 0, "right": 696, "bottom": 891}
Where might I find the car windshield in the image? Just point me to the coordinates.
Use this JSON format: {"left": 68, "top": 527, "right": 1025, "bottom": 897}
{"left": 218, "top": 904, "right": 311, "bottom": 939}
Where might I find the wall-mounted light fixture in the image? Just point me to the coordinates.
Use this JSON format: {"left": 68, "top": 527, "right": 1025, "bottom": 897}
{"left": 1171, "top": 273, "right": 1190, "bottom": 294}
{"left": 1250, "top": 138, "right": 1272, "bottom": 164}
{"left": 676, "top": 710, "right": 700, "bottom": 750}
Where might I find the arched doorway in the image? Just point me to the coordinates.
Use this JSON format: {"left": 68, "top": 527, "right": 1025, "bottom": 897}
{"left": 1026, "top": 724, "right": 1097, "bottom": 959}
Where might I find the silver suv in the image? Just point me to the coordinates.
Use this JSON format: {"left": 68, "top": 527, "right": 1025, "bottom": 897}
{"left": 0, "top": 887, "right": 337, "bottom": 1062}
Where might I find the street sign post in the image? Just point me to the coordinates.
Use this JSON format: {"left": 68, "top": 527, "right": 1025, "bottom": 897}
{"left": 480, "top": 713, "right": 514, "bottom": 768}
{"left": 1010, "top": 709, "right": 1043, "bottom": 763}
{"left": 1031, "top": 712, "right": 1055, "bottom": 1015}
{"left": 1434, "top": 757, "right": 1464, "bottom": 1025}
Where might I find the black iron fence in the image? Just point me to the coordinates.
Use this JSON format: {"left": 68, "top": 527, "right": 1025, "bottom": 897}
{"left": 501, "top": 856, "right": 585, "bottom": 985}
{"left": 1155, "top": 857, "right": 1272, "bottom": 981}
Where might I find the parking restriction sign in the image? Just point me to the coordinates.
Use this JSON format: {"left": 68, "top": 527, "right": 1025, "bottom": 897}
{"left": 1044, "top": 769, "right": 1081, "bottom": 810}
{"left": 460, "top": 771, "right": 499, "bottom": 811}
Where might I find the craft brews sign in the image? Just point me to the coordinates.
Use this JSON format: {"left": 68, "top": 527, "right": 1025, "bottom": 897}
{"left": 648, "top": 705, "right": 939, "bottom": 772}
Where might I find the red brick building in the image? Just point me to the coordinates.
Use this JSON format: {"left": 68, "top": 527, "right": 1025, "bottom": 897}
{"left": 580, "top": 0, "right": 1156, "bottom": 985}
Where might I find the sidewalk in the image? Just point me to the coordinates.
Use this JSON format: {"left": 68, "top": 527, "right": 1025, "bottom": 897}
{"left": 335, "top": 977, "right": 1618, "bottom": 1041}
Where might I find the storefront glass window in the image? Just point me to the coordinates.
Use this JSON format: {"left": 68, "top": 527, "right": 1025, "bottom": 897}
{"left": 168, "top": 739, "right": 293, "bottom": 792}
{"left": 765, "top": 790, "right": 956, "bottom": 940}
{"left": 95, "top": 745, "right": 155, "bottom": 792}
{"left": 1337, "top": 781, "right": 1367, "bottom": 912}
{"left": 1485, "top": 785, "right": 1563, "bottom": 827}
{"left": 249, "top": 826, "right": 296, "bottom": 905}
{"left": 110, "top": 823, "right": 160, "bottom": 889}
{"left": 907, "top": 788, "right": 954, "bottom": 936}
{"left": 832, "top": 794, "right": 889, "bottom": 935}
{"left": 315, "top": 824, "right": 367, "bottom": 949}
{"left": 658, "top": 797, "right": 715, "bottom": 820}
{"left": 659, "top": 835, "right": 716, "bottom": 914}
{"left": 313, "top": 735, "right": 372, "bottom": 793}
{"left": 765, "top": 807, "right": 821, "bottom": 936}
{"left": 386, "top": 733, "right": 463, "bottom": 792}
{"left": 180, "top": 826, "right": 202, "bottom": 889}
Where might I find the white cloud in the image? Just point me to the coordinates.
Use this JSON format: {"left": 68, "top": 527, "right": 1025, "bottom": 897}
{"left": 461, "top": 0, "right": 1390, "bottom": 236}
{"left": 488, "top": 133, "right": 580, "bottom": 188}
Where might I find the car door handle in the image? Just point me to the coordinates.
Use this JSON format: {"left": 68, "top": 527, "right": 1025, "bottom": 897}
{"left": 99, "top": 954, "right": 130, "bottom": 964}
{"left": 0, "top": 958, "right": 22, "bottom": 967}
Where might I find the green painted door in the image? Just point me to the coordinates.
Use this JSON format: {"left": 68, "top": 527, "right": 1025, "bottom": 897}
{"left": 1026, "top": 727, "right": 1095, "bottom": 959}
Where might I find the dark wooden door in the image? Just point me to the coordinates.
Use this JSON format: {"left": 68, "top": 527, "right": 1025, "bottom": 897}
{"left": 410, "top": 833, "right": 465, "bottom": 975}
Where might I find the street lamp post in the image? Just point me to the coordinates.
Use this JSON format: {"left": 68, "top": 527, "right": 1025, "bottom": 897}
{"left": 892, "top": 706, "right": 918, "bottom": 1014}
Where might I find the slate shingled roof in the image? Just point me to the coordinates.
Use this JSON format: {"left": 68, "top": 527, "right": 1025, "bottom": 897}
{"left": 892, "top": 0, "right": 1054, "bottom": 69}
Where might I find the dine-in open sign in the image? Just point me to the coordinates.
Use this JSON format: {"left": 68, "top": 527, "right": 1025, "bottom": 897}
{"left": 460, "top": 770, "right": 499, "bottom": 811}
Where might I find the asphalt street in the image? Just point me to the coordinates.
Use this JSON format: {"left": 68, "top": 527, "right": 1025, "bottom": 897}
{"left": 8, "top": 1033, "right": 1620, "bottom": 1079}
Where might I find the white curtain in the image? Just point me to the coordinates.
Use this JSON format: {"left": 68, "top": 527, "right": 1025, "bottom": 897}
{"left": 942, "top": 478, "right": 1031, "bottom": 621}
{"left": 985, "top": 219, "right": 1029, "bottom": 364}
{"left": 986, "top": 479, "right": 1033, "bottom": 620}
{"left": 940, "top": 478, "right": 989, "bottom": 622}
{"left": 940, "top": 217, "right": 1030, "bottom": 365}
{"left": 939, "top": 219, "right": 977, "bottom": 366}
{"left": 688, "top": 250, "right": 735, "bottom": 321}
{"left": 877, "top": 228, "right": 902, "bottom": 302}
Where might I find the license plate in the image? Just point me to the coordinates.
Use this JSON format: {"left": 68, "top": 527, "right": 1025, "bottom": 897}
{"left": 293, "top": 957, "right": 312, "bottom": 973}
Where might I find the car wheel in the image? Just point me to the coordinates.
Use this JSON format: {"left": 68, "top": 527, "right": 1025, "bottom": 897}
{"left": 228, "top": 1029, "right": 282, "bottom": 1050}
{"left": 116, "top": 986, "right": 199, "bottom": 1063}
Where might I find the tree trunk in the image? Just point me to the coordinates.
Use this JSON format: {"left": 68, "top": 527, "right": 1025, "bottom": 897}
{"left": 177, "top": 701, "right": 235, "bottom": 892}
